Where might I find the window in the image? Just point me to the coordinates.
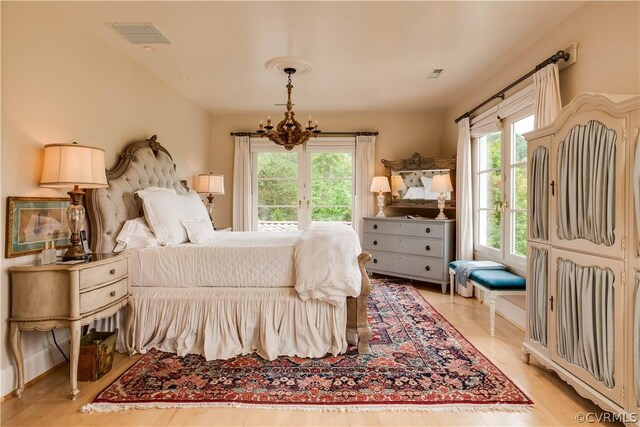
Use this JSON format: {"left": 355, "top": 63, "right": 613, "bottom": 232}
{"left": 252, "top": 139, "right": 355, "bottom": 231}
{"left": 474, "top": 106, "right": 534, "bottom": 268}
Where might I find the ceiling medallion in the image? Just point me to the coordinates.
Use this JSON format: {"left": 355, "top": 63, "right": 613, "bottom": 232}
{"left": 257, "top": 66, "right": 320, "bottom": 150}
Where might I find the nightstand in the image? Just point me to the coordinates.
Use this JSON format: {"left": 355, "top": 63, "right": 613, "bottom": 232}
{"left": 9, "top": 253, "right": 133, "bottom": 400}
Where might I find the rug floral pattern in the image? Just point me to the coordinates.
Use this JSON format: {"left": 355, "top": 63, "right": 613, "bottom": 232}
{"left": 90, "top": 280, "right": 532, "bottom": 409}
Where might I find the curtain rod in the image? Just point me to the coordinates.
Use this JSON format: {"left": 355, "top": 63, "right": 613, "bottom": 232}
{"left": 230, "top": 131, "right": 378, "bottom": 137}
{"left": 454, "top": 50, "right": 570, "bottom": 124}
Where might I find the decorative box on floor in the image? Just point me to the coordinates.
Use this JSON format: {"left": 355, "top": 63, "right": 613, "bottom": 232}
{"left": 78, "top": 328, "right": 118, "bottom": 382}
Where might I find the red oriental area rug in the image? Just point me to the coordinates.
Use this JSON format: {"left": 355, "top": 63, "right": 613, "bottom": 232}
{"left": 81, "top": 280, "right": 532, "bottom": 413}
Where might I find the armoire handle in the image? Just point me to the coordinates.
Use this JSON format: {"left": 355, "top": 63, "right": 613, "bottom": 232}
{"left": 550, "top": 180, "right": 555, "bottom": 196}
{"left": 549, "top": 296, "right": 554, "bottom": 311}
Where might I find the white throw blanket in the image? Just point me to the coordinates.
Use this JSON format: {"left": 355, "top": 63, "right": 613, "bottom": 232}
{"left": 294, "top": 223, "right": 362, "bottom": 306}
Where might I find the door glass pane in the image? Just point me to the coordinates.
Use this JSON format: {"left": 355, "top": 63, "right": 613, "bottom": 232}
{"left": 513, "top": 165, "right": 527, "bottom": 210}
{"left": 256, "top": 152, "right": 298, "bottom": 232}
{"left": 513, "top": 211, "right": 527, "bottom": 256}
{"left": 477, "top": 132, "right": 502, "bottom": 171}
{"left": 310, "top": 152, "right": 353, "bottom": 225}
{"left": 477, "top": 210, "right": 501, "bottom": 250}
{"left": 512, "top": 115, "right": 534, "bottom": 164}
{"left": 477, "top": 171, "right": 502, "bottom": 209}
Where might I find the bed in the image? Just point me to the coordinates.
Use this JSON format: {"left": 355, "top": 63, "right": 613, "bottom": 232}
{"left": 86, "top": 136, "right": 372, "bottom": 361}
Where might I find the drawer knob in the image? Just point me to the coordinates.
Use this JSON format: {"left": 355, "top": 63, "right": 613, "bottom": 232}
{"left": 373, "top": 259, "right": 378, "bottom": 264}
{"left": 109, "top": 291, "right": 116, "bottom": 297}
{"left": 425, "top": 245, "right": 431, "bottom": 251}
{"left": 425, "top": 266, "right": 431, "bottom": 271}
{"left": 373, "top": 224, "right": 378, "bottom": 230}
{"left": 373, "top": 240, "right": 378, "bottom": 246}
{"left": 110, "top": 269, "right": 116, "bottom": 275}
{"left": 426, "top": 227, "right": 431, "bottom": 233}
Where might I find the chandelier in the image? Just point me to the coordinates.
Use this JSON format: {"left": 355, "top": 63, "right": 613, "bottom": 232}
{"left": 256, "top": 67, "right": 320, "bottom": 150}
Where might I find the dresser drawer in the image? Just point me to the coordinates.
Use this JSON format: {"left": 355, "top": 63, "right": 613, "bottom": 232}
{"left": 79, "top": 258, "right": 128, "bottom": 290}
{"left": 363, "top": 234, "right": 444, "bottom": 258}
{"left": 364, "top": 220, "right": 444, "bottom": 238}
{"left": 80, "top": 278, "right": 128, "bottom": 314}
{"left": 367, "top": 251, "right": 444, "bottom": 281}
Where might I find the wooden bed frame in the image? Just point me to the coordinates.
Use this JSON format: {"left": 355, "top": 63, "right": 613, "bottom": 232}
{"left": 86, "top": 135, "right": 373, "bottom": 355}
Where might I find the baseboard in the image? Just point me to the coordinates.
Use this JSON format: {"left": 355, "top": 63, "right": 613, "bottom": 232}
{"left": 0, "top": 337, "right": 70, "bottom": 398}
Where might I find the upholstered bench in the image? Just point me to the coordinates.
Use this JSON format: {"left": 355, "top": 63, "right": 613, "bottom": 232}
{"left": 448, "top": 262, "right": 526, "bottom": 336}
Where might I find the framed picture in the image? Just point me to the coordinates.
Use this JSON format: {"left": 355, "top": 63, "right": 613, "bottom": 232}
{"left": 6, "top": 196, "right": 72, "bottom": 258}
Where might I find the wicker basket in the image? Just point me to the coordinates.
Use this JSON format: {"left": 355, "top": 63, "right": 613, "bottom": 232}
{"left": 78, "top": 328, "right": 117, "bottom": 382}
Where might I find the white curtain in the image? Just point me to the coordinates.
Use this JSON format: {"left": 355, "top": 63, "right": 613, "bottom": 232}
{"left": 354, "top": 135, "right": 376, "bottom": 238}
{"left": 533, "top": 63, "right": 562, "bottom": 129}
{"left": 232, "top": 135, "right": 252, "bottom": 231}
{"left": 456, "top": 117, "right": 473, "bottom": 260}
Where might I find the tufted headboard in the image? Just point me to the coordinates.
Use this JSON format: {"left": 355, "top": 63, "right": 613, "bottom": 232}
{"left": 86, "top": 135, "right": 188, "bottom": 253}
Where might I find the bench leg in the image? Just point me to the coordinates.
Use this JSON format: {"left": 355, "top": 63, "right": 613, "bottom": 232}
{"left": 488, "top": 292, "right": 496, "bottom": 337}
{"left": 449, "top": 271, "right": 455, "bottom": 302}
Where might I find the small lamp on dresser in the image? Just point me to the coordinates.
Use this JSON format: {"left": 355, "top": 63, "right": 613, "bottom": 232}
{"left": 370, "top": 176, "right": 391, "bottom": 217}
{"left": 196, "top": 173, "right": 224, "bottom": 226}
{"left": 40, "top": 142, "right": 108, "bottom": 260}
{"left": 431, "top": 173, "right": 453, "bottom": 220}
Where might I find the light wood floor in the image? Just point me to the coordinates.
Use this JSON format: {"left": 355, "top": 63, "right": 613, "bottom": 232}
{"left": 1, "top": 283, "right": 618, "bottom": 427}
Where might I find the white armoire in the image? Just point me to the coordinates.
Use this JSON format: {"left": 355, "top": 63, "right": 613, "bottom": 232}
{"left": 522, "top": 93, "right": 640, "bottom": 421}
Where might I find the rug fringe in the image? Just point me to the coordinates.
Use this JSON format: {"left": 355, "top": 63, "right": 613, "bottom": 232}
{"left": 80, "top": 402, "right": 532, "bottom": 414}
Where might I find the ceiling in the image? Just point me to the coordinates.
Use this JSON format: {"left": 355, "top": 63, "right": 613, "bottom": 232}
{"left": 58, "top": 1, "right": 584, "bottom": 114}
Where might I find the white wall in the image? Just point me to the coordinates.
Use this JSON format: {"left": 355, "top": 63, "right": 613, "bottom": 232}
{"left": 1, "top": 2, "right": 211, "bottom": 396}
{"left": 442, "top": 1, "right": 640, "bottom": 155}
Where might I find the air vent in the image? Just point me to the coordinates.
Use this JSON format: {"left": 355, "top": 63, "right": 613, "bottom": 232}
{"left": 428, "top": 68, "right": 444, "bottom": 79}
{"left": 108, "top": 23, "right": 172, "bottom": 44}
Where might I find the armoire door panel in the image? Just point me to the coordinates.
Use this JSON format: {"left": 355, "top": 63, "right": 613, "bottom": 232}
{"left": 550, "top": 110, "right": 627, "bottom": 259}
{"left": 527, "top": 135, "right": 551, "bottom": 245}
{"left": 525, "top": 242, "right": 550, "bottom": 356}
{"left": 549, "top": 248, "right": 624, "bottom": 404}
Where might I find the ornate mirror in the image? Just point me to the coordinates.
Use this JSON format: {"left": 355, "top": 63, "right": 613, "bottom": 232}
{"left": 381, "top": 152, "right": 457, "bottom": 208}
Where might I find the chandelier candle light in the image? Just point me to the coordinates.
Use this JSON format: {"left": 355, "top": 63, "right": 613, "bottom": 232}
{"left": 256, "top": 67, "right": 320, "bottom": 150}
{"left": 40, "top": 142, "right": 108, "bottom": 260}
{"left": 431, "top": 173, "right": 453, "bottom": 220}
{"left": 370, "top": 176, "right": 391, "bottom": 217}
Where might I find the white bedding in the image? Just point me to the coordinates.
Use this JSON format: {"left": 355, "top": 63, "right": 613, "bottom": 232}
{"left": 129, "top": 231, "right": 299, "bottom": 288}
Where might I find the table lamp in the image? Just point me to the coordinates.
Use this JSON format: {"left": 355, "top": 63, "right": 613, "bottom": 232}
{"left": 40, "top": 142, "right": 108, "bottom": 260}
{"left": 431, "top": 173, "right": 453, "bottom": 220}
{"left": 196, "top": 173, "right": 224, "bottom": 225}
{"left": 391, "top": 175, "right": 406, "bottom": 199}
{"left": 370, "top": 176, "right": 391, "bottom": 217}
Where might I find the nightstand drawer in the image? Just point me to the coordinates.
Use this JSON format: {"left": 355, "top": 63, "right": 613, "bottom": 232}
{"left": 79, "top": 258, "right": 128, "bottom": 290}
{"left": 364, "top": 220, "right": 444, "bottom": 238}
{"left": 80, "top": 278, "right": 128, "bottom": 314}
{"left": 363, "top": 234, "right": 443, "bottom": 257}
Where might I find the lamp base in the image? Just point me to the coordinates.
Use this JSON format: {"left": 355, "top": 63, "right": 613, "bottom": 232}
{"left": 435, "top": 209, "right": 448, "bottom": 220}
{"left": 62, "top": 245, "right": 89, "bottom": 261}
{"left": 375, "top": 192, "right": 386, "bottom": 217}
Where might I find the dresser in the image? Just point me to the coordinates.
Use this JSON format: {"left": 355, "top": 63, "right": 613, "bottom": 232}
{"left": 523, "top": 93, "right": 639, "bottom": 421}
{"left": 363, "top": 217, "right": 455, "bottom": 292}
{"left": 9, "top": 253, "right": 132, "bottom": 400}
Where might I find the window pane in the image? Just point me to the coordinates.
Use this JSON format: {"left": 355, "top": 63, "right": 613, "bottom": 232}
{"left": 512, "top": 115, "right": 534, "bottom": 164}
{"left": 513, "top": 211, "right": 527, "bottom": 257}
{"left": 257, "top": 152, "right": 297, "bottom": 178}
{"left": 257, "top": 179, "right": 297, "bottom": 206}
{"left": 477, "top": 171, "right": 502, "bottom": 209}
{"left": 312, "top": 207, "right": 352, "bottom": 223}
{"left": 513, "top": 165, "right": 527, "bottom": 210}
{"left": 257, "top": 207, "right": 298, "bottom": 231}
{"left": 310, "top": 152, "right": 353, "bottom": 224}
{"left": 477, "top": 210, "right": 501, "bottom": 250}
{"left": 478, "top": 132, "right": 502, "bottom": 171}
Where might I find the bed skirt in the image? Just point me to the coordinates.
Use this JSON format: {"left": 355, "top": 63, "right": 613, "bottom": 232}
{"left": 102, "top": 287, "right": 348, "bottom": 361}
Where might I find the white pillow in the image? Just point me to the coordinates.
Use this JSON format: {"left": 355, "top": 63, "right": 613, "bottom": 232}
{"left": 114, "top": 217, "right": 159, "bottom": 252}
{"left": 403, "top": 186, "right": 425, "bottom": 199}
{"left": 181, "top": 219, "right": 217, "bottom": 244}
{"left": 137, "top": 187, "right": 211, "bottom": 246}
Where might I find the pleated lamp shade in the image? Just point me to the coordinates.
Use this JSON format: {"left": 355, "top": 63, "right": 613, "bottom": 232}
{"left": 40, "top": 143, "right": 108, "bottom": 188}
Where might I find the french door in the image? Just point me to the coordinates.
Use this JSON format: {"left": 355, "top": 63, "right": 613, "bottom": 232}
{"left": 251, "top": 139, "right": 355, "bottom": 231}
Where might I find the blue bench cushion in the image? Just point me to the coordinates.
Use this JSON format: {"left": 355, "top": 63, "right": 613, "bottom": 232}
{"left": 468, "top": 269, "right": 526, "bottom": 290}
